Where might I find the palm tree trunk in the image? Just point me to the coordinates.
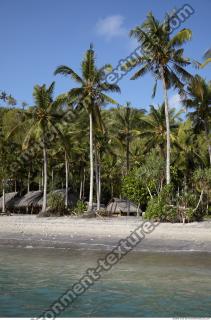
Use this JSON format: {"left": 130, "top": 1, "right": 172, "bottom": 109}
{"left": 79, "top": 170, "right": 83, "bottom": 200}
{"left": 2, "top": 180, "right": 5, "bottom": 213}
{"left": 27, "top": 170, "right": 30, "bottom": 193}
{"left": 161, "top": 67, "right": 171, "bottom": 184}
{"left": 95, "top": 150, "right": 99, "bottom": 211}
{"left": 42, "top": 139, "right": 48, "bottom": 212}
{"left": 41, "top": 167, "right": 44, "bottom": 190}
{"left": 204, "top": 121, "right": 211, "bottom": 166}
{"left": 51, "top": 169, "right": 54, "bottom": 190}
{"left": 94, "top": 147, "right": 101, "bottom": 211}
{"left": 65, "top": 151, "right": 69, "bottom": 208}
{"left": 38, "top": 176, "right": 41, "bottom": 191}
{"left": 88, "top": 113, "right": 94, "bottom": 211}
{"left": 82, "top": 167, "right": 85, "bottom": 199}
{"left": 98, "top": 160, "right": 101, "bottom": 211}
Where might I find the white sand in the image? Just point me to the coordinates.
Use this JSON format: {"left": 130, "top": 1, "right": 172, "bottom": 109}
{"left": 0, "top": 215, "right": 211, "bottom": 251}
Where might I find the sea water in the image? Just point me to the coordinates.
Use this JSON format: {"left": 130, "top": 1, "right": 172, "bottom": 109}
{"left": 0, "top": 247, "right": 211, "bottom": 317}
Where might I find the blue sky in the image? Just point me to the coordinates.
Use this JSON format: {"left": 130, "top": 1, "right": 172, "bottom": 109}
{"left": 0, "top": 0, "right": 210, "bottom": 111}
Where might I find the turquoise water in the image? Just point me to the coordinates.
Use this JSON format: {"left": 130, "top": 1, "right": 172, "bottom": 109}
{"left": 0, "top": 247, "right": 211, "bottom": 317}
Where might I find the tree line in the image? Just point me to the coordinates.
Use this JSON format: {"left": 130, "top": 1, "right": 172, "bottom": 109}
{"left": 0, "top": 11, "right": 210, "bottom": 220}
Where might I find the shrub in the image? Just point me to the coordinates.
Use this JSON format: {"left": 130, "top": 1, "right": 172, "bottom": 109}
{"left": 145, "top": 185, "right": 178, "bottom": 222}
{"left": 145, "top": 185, "right": 205, "bottom": 223}
{"left": 47, "top": 192, "right": 69, "bottom": 216}
{"left": 122, "top": 170, "right": 149, "bottom": 209}
{"left": 122, "top": 150, "right": 165, "bottom": 210}
{"left": 73, "top": 200, "right": 87, "bottom": 215}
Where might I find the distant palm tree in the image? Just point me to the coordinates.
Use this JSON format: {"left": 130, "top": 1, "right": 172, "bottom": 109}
{"left": 129, "top": 12, "right": 192, "bottom": 183}
{"left": 183, "top": 75, "right": 211, "bottom": 165}
{"left": 9, "top": 82, "right": 67, "bottom": 212}
{"left": 110, "top": 103, "right": 145, "bottom": 174}
{"left": 174, "top": 124, "right": 205, "bottom": 185}
{"left": 54, "top": 45, "right": 120, "bottom": 211}
{"left": 139, "top": 104, "right": 181, "bottom": 157}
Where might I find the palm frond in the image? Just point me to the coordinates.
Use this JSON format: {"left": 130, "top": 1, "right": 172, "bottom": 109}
{"left": 169, "top": 28, "right": 192, "bottom": 47}
{"left": 54, "top": 65, "right": 83, "bottom": 83}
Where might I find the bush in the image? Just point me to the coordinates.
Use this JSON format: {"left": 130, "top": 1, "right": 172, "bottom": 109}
{"left": 122, "top": 170, "right": 149, "bottom": 209}
{"left": 122, "top": 150, "right": 165, "bottom": 211}
{"left": 145, "top": 185, "right": 177, "bottom": 222}
{"left": 145, "top": 185, "right": 205, "bottom": 223}
{"left": 47, "top": 192, "right": 69, "bottom": 216}
{"left": 73, "top": 200, "right": 87, "bottom": 215}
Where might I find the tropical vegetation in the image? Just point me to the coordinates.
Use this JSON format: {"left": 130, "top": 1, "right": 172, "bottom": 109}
{"left": 0, "top": 11, "right": 210, "bottom": 222}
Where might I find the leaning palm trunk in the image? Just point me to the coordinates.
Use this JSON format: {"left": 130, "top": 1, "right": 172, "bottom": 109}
{"left": 42, "top": 139, "right": 48, "bottom": 212}
{"left": 2, "top": 180, "right": 5, "bottom": 213}
{"left": 88, "top": 113, "right": 94, "bottom": 211}
{"left": 161, "top": 67, "right": 171, "bottom": 184}
{"left": 204, "top": 121, "right": 211, "bottom": 166}
{"left": 65, "top": 151, "right": 69, "bottom": 208}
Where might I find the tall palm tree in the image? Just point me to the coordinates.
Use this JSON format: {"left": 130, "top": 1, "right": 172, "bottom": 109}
{"left": 128, "top": 11, "right": 192, "bottom": 183}
{"left": 54, "top": 45, "right": 120, "bottom": 211}
{"left": 9, "top": 82, "right": 67, "bottom": 212}
{"left": 183, "top": 75, "right": 211, "bottom": 165}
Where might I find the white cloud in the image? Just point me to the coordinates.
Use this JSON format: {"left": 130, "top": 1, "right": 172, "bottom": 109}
{"left": 96, "top": 15, "right": 127, "bottom": 40}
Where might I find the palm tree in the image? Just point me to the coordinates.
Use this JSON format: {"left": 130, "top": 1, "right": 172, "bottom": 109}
{"left": 139, "top": 104, "right": 182, "bottom": 158}
{"left": 54, "top": 45, "right": 120, "bottom": 211}
{"left": 183, "top": 75, "right": 211, "bottom": 165}
{"left": 173, "top": 122, "right": 205, "bottom": 186}
{"left": 109, "top": 103, "right": 145, "bottom": 174}
{"left": 9, "top": 82, "right": 67, "bottom": 212}
{"left": 128, "top": 11, "right": 192, "bottom": 183}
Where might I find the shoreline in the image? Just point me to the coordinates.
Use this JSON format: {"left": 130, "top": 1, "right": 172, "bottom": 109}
{"left": 1, "top": 215, "right": 211, "bottom": 252}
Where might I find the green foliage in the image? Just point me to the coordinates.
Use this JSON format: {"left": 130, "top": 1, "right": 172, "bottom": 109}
{"left": 144, "top": 186, "right": 177, "bottom": 222}
{"left": 145, "top": 185, "right": 177, "bottom": 222}
{"left": 48, "top": 192, "right": 68, "bottom": 216}
{"left": 0, "top": 15, "right": 210, "bottom": 223}
{"left": 73, "top": 200, "right": 87, "bottom": 215}
{"left": 145, "top": 184, "right": 206, "bottom": 222}
{"left": 129, "top": 12, "right": 192, "bottom": 95}
{"left": 122, "top": 169, "right": 149, "bottom": 207}
{"left": 122, "top": 151, "right": 166, "bottom": 209}
{"left": 138, "top": 150, "right": 165, "bottom": 195}
{"left": 193, "top": 168, "right": 211, "bottom": 192}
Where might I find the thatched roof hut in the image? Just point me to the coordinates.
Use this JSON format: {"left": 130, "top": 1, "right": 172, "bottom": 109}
{"left": 15, "top": 191, "right": 43, "bottom": 209}
{"left": 0, "top": 192, "right": 19, "bottom": 210}
{"left": 106, "top": 198, "right": 141, "bottom": 215}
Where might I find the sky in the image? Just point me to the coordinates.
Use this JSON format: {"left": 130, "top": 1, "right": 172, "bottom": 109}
{"left": 0, "top": 0, "right": 210, "bottom": 112}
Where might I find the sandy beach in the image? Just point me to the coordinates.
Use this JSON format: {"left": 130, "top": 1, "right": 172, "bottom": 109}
{"left": 0, "top": 215, "right": 211, "bottom": 252}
